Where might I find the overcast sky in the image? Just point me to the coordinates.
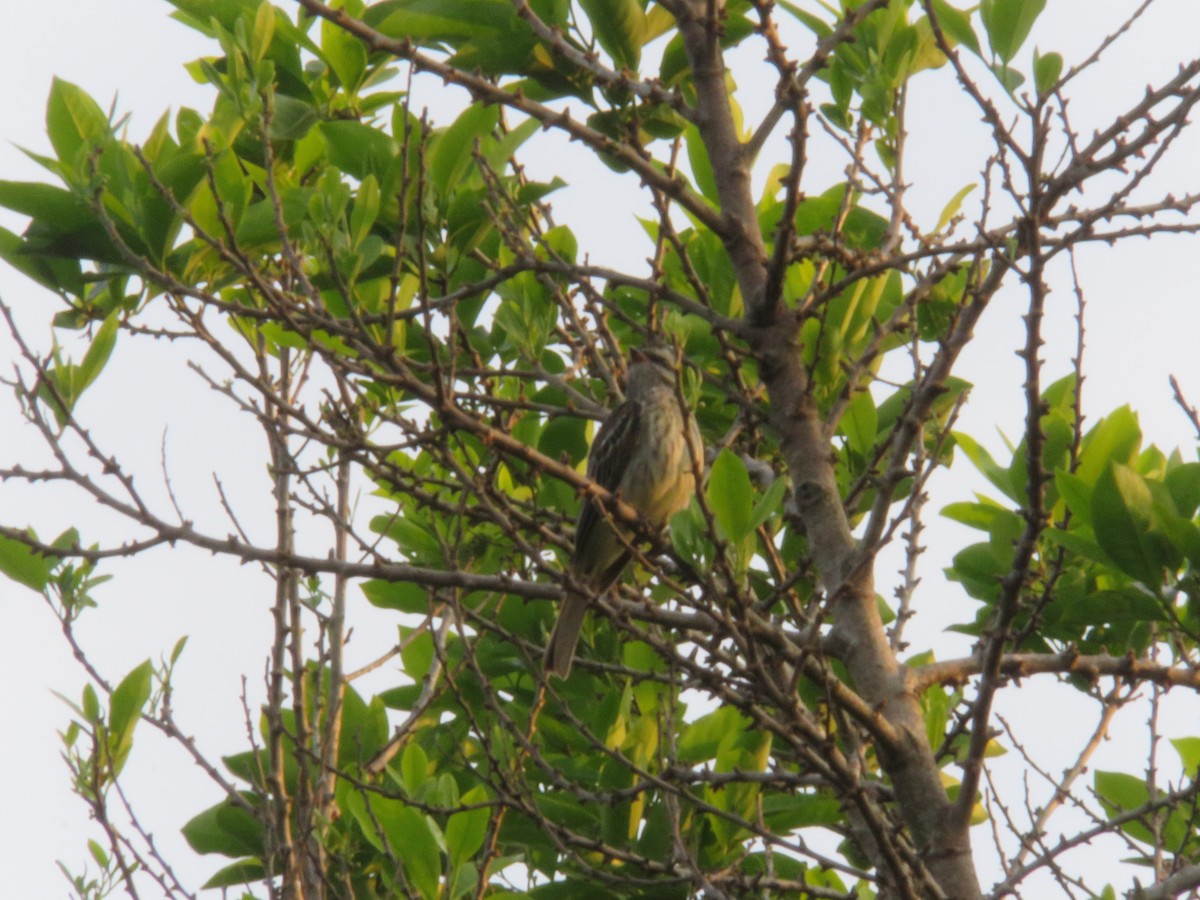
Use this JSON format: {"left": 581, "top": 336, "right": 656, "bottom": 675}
{"left": 3, "top": 1, "right": 1200, "bottom": 896}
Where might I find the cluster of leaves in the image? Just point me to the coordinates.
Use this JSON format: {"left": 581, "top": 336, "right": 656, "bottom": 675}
{"left": 948, "top": 375, "right": 1200, "bottom": 656}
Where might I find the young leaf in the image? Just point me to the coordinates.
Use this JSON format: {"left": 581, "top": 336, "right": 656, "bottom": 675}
{"left": 1171, "top": 737, "right": 1200, "bottom": 775}
{"left": 76, "top": 312, "right": 120, "bottom": 394}
{"left": 251, "top": 1, "right": 276, "bottom": 62}
{"left": 46, "top": 78, "right": 110, "bottom": 166}
{"left": 1033, "top": 49, "right": 1063, "bottom": 97}
{"left": 980, "top": 0, "right": 1046, "bottom": 63}
{"left": 929, "top": 0, "right": 981, "bottom": 56}
{"left": 322, "top": 11, "right": 369, "bottom": 90}
{"left": 579, "top": 0, "right": 646, "bottom": 70}
{"left": 748, "top": 476, "right": 789, "bottom": 534}
{"left": 0, "top": 532, "right": 53, "bottom": 591}
{"left": 707, "top": 449, "right": 753, "bottom": 544}
{"left": 685, "top": 124, "right": 719, "bottom": 204}
{"left": 107, "top": 659, "right": 153, "bottom": 777}
{"left": 349, "top": 174, "right": 380, "bottom": 248}
{"left": 842, "top": 390, "right": 878, "bottom": 456}
{"left": 935, "top": 183, "right": 976, "bottom": 234}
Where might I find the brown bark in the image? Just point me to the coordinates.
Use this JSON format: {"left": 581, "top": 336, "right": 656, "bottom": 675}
{"left": 669, "top": 1, "right": 982, "bottom": 895}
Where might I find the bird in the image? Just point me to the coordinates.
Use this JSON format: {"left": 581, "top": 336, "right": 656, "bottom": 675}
{"left": 544, "top": 345, "right": 702, "bottom": 678}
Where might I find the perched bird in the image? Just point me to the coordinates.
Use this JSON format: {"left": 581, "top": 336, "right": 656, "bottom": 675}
{"left": 544, "top": 345, "right": 702, "bottom": 678}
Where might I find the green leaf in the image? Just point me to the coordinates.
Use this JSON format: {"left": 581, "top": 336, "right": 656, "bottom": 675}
{"left": 990, "top": 62, "right": 1025, "bottom": 93}
{"left": 678, "top": 706, "right": 745, "bottom": 763}
{"left": 356, "top": 796, "right": 441, "bottom": 897}
{"left": 190, "top": 151, "right": 253, "bottom": 237}
{"left": 921, "top": 682, "right": 950, "bottom": 752}
{"left": 448, "top": 862, "right": 479, "bottom": 899}
{"left": 778, "top": 1, "right": 832, "bottom": 38}
{"left": 0, "top": 532, "right": 53, "bottom": 591}
{"left": 1077, "top": 407, "right": 1142, "bottom": 486}
{"left": 349, "top": 174, "right": 380, "bottom": 248}
{"left": 707, "top": 449, "right": 754, "bottom": 543}
{"left": 685, "top": 124, "right": 719, "bottom": 204}
{"left": 485, "top": 118, "right": 541, "bottom": 175}
{"left": 319, "top": 120, "right": 397, "bottom": 179}
{"left": 942, "top": 500, "right": 1023, "bottom": 546}
{"left": 446, "top": 786, "right": 490, "bottom": 867}
{"left": 400, "top": 741, "right": 429, "bottom": 795}
{"left": 842, "top": 390, "right": 877, "bottom": 456}
{"left": 1092, "top": 464, "right": 1165, "bottom": 587}
{"left": 368, "top": 0, "right": 516, "bottom": 44}
{"left": 579, "top": 0, "right": 645, "bottom": 70}
{"left": 269, "top": 94, "right": 319, "bottom": 140}
{"left": 108, "top": 659, "right": 153, "bottom": 777}
{"left": 0, "top": 178, "right": 124, "bottom": 268}
{"left": 761, "top": 793, "right": 843, "bottom": 830}
{"left": 953, "top": 432, "right": 1018, "bottom": 502}
{"left": 0, "top": 223, "right": 84, "bottom": 295}
{"left": 372, "top": 513, "right": 445, "bottom": 565}
{"left": 1095, "top": 769, "right": 1149, "bottom": 814}
{"left": 251, "top": 0, "right": 276, "bottom": 62}
{"left": 1166, "top": 463, "right": 1200, "bottom": 518}
{"left": 46, "top": 78, "right": 110, "bottom": 166}
{"left": 1033, "top": 49, "right": 1062, "bottom": 97}
{"left": 1092, "top": 770, "right": 1181, "bottom": 848}
{"left": 77, "top": 312, "right": 120, "bottom": 393}
{"left": 202, "top": 859, "right": 266, "bottom": 890}
{"left": 1055, "top": 471, "right": 1093, "bottom": 526}
{"left": 400, "top": 628, "right": 435, "bottom": 680}
{"left": 980, "top": 0, "right": 1045, "bottom": 63}
{"left": 87, "top": 839, "right": 109, "bottom": 868}
{"left": 336, "top": 684, "right": 389, "bottom": 767}
{"left": 929, "top": 0, "right": 981, "bottom": 56}
{"left": 1171, "top": 737, "right": 1200, "bottom": 775}
{"left": 362, "top": 579, "right": 429, "bottom": 613}
{"left": 322, "top": 11, "right": 369, "bottom": 90}
{"left": 669, "top": 503, "right": 707, "bottom": 568}
{"left": 182, "top": 796, "right": 265, "bottom": 857}
{"left": 747, "top": 476, "right": 789, "bottom": 534}
{"left": 429, "top": 104, "right": 501, "bottom": 195}
{"left": 538, "top": 415, "right": 587, "bottom": 466}
{"left": 0, "top": 180, "right": 95, "bottom": 230}
{"left": 935, "top": 183, "right": 976, "bottom": 233}
{"left": 82, "top": 683, "right": 101, "bottom": 723}
{"left": 1051, "top": 589, "right": 1165, "bottom": 626}
{"left": 1043, "top": 528, "right": 1117, "bottom": 571}
{"left": 946, "top": 542, "right": 1011, "bottom": 602}
{"left": 397, "top": 811, "right": 443, "bottom": 898}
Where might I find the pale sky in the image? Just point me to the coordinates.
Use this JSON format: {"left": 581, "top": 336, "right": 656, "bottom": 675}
{"left": 3, "top": 1, "right": 1200, "bottom": 896}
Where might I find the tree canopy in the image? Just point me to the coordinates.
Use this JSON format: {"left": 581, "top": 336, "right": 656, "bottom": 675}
{"left": 3, "top": 1, "right": 1200, "bottom": 898}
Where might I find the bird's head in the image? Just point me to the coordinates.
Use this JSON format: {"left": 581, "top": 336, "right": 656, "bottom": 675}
{"left": 626, "top": 343, "right": 678, "bottom": 394}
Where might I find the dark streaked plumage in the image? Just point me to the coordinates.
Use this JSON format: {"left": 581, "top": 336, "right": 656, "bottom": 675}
{"left": 544, "top": 347, "right": 702, "bottom": 677}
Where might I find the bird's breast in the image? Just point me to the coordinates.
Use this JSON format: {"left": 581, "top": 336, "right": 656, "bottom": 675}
{"left": 620, "top": 395, "right": 696, "bottom": 524}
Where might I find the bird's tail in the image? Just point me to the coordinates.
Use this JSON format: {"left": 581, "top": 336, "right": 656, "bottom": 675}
{"left": 544, "top": 591, "right": 589, "bottom": 678}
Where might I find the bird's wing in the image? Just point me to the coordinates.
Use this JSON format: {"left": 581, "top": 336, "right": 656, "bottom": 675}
{"left": 587, "top": 397, "right": 641, "bottom": 491}
{"left": 572, "top": 398, "right": 641, "bottom": 579}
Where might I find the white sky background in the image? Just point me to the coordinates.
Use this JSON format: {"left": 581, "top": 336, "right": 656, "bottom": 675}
{"left": 2, "top": 0, "right": 1200, "bottom": 896}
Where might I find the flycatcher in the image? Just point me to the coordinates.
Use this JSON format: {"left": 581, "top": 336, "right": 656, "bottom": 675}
{"left": 544, "top": 346, "right": 702, "bottom": 677}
